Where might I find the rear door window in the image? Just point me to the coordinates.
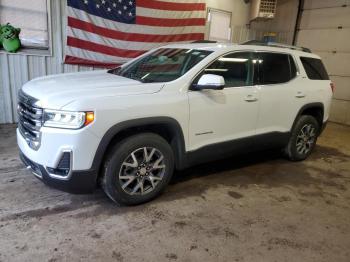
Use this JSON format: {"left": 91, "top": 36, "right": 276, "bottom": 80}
{"left": 300, "top": 57, "right": 329, "bottom": 80}
{"left": 256, "top": 52, "right": 296, "bottom": 85}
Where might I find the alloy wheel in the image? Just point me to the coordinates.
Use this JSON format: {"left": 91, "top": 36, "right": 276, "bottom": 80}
{"left": 118, "top": 147, "right": 166, "bottom": 195}
{"left": 296, "top": 124, "right": 316, "bottom": 155}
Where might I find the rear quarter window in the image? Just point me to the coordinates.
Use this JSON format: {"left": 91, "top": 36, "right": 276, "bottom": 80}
{"left": 300, "top": 57, "right": 329, "bottom": 80}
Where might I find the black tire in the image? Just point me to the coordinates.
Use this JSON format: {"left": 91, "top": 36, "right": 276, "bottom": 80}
{"left": 284, "top": 115, "right": 320, "bottom": 161}
{"left": 101, "top": 133, "right": 174, "bottom": 205}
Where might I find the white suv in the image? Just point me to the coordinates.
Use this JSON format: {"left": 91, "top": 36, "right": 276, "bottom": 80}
{"left": 17, "top": 42, "right": 333, "bottom": 205}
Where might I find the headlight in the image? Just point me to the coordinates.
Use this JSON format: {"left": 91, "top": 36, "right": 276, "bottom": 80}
{"left": 43, "top": 109, "right": 94, "bottom": 129}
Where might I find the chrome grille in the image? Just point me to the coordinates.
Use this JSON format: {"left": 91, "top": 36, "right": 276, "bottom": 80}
{"left": 17, "top": 89, "right": 43, "bottom": 150}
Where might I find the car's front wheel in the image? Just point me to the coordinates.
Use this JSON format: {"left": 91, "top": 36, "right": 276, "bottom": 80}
{"left": 101, "top": 133, "right": 174, "bottom": 205}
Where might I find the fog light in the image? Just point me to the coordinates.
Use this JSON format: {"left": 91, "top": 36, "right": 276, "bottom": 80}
{"left": 46, "top": 152, "right": 71, "bottom": 178}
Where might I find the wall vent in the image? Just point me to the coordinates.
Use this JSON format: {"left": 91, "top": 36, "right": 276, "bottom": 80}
{"left": 250, "top": 0, "right": 277, "bottom": 21}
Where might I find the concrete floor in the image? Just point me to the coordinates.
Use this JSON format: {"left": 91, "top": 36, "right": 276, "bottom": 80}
{"left": 0, "top": 123, "right": 349, "bottom": 262}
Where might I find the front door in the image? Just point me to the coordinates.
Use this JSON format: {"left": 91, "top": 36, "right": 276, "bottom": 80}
{"left": 188, "top": 51, "right": 260, "bottom": 151}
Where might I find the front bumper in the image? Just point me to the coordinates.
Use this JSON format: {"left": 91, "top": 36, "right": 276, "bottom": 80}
{"left": 19, "top": 151, "right": 98, "bottom": 193}
{"left": 17, "top": 126, "right": 100, "bottom": 170}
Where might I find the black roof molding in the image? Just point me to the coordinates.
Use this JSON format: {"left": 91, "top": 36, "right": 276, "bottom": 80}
{"left": 242, "top": 40, "right": 312, "bottom": 53}
{"left": 191, "top": 40, "right": 218, "bottom": 43}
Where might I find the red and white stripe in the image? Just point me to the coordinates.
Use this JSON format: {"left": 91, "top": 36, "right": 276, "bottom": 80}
{"left": 65, "top": 0, "right": 206, "bottom": 67}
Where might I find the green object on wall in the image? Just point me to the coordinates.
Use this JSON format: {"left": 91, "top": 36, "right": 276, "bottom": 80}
{"left": 0, "top": 24, "right": 3, "bottom": 48}
{"left": 1, "top": 23, "right": 21, "bottom": 53}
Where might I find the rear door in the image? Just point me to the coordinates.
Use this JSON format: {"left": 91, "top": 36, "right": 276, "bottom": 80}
{"left": 254, "top": 52, "right": 304, "bottom": 136}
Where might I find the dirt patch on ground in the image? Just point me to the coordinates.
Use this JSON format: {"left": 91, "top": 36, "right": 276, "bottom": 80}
{"left": 0, "top": 123, "right": 349, "bottom": 262}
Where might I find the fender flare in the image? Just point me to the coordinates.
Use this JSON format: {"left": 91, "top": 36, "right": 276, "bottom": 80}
{"left": 291, "top": 102, "right": 324, "bottom": 131}
{"left": 90, "top": 117, "right": 187, "bottom": 173}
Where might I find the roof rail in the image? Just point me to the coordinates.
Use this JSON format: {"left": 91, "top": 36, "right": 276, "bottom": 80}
{"left": 241, "top": 40, "right": 312, "bottom": 53}
{"left": 191, "top": 40, "right": 217, "bottom": 43}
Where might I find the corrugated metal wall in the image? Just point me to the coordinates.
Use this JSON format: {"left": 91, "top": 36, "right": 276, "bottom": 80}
{"left": 249, "top": 0, "right": 299, "bottom": 45}
{"left": 0, "top": 0, "right": 255, "bottom": 124}
{"left": 0, "top": 0, "right": 96, "bottom": 124}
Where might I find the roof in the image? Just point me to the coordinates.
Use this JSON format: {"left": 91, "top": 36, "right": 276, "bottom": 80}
{"left": 162, "top": 42, "right": 319, "bottom": 58}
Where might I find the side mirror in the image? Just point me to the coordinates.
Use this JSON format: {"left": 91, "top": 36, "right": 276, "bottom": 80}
{"left": 193, "top": 74, "right": 225, "bottom": 90}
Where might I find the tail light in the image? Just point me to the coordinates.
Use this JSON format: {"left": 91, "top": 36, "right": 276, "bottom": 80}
{"left": 330, "top": 82, "right": 335, "bottom": 93}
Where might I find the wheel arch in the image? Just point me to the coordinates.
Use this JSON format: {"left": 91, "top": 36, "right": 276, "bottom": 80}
{"left": 292, "top": 102, "right": 325, "bottom": 131}
{"left": 91, "top": 117, "right": 187, "bottom": 177}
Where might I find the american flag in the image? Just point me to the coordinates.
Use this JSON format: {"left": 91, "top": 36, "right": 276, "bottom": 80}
{"left": 65, "top": 0, "right": 206, "bottom": 67}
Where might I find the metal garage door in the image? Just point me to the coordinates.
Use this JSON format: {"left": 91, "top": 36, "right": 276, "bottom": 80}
{"left": 296, "top": 0, "right": 350, "bottom": 125}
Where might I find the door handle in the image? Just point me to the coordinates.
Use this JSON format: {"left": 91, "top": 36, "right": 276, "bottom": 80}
{"left": 295, "top": 91, "right": 306, "bottom": 98}
{"left": 244, "top": 94, "right": 258, "bottom": 102}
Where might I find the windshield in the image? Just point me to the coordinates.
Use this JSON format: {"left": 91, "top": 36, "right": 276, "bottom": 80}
{"left": 108, "top": 48, "right": 212, "bottom": 83}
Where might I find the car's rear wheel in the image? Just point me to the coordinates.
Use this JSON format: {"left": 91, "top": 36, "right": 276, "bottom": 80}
{"left": 101, "top": 133, "right": 174, "bottom": 205}
{"left": 284, "top": 115, "right": 320, "bottom": 161}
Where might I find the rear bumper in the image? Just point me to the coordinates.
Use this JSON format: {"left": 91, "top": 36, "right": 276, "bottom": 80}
{"left": 20, "top": 151, "right": 97, "bottom": 194}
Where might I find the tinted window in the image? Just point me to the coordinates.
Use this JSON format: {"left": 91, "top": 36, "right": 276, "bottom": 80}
{"left": 300, "top": 57, "right": 329, "bottom": 80}
{"left": 203, "top": 52, "right": 253, "bottom": 87}
{"left": 108, "top": 48, "right": 212, "bottom": 83}
{"left": 257, "top": 53, "right": 294, "bottom": 85}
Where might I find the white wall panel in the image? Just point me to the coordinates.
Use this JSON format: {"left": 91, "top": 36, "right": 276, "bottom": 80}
{"left": 329, "top": 100, "right": 350, "bottom": 125}
{"left": 298, "top": 0, "right": 350, "bottom": 125}
{"left": 28, "top": 56, "right": 47, "bottom": 80}
{"left": 316, "top": 52, "right": 350, "bottom": 77}
{"left": 297, "top": 28, "right": 350, "bottom": 52}
{"left": 7, "top": 55, "right": 30, "bottom": 122}
{"left": 303, "top": 0, "right": 348, "bottom": 10}
{"left": 331, "top": 76, "right": 350, "bottom": 101}
{"left": 0, "top": 55, "right": 12, "bottom": 123}
{"left": 300, "top": 7, "right": 350, "bottom": 29}
{"left": 232, "top": 26, "right": 251, "bottom": 43}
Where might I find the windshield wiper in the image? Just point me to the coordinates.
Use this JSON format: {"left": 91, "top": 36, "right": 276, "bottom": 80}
{"left": 140, "top": 79, "right": 155, "bottom": 83}
{"left": 107, "top": 67, "right": 121, "bottom": 75}
{"left": 108, "top": 69, "right": 154, "bottom": 83}
{"left": 107, "top": 68, "right": 138, "bottom": 81}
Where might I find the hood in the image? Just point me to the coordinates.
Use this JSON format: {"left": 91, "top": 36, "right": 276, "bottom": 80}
{"left": 22, "top": 70, "right": 164, "bottom": 109}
